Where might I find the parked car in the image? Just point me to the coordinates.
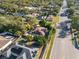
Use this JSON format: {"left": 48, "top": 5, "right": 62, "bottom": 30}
{"left": 60, "top": 13, "right": 68, "bottom": 16}
{"left": 59, "top": 30, "right": 66, "bottom": 38}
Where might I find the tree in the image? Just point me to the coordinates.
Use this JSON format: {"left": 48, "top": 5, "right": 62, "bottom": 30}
{"left": 25, "top": 34, "right": 34, "bottom": 42}
{"left": 0, "top": 3, "right": 19, "bottom": 13}
{"left": 34, "top": 35, "right": 46, "bottom": 46}
{"left": 67, "top": 0, "right": 75, "bottom": 8}
{"left": 67, "top": 8, "right": 75, "bottom": 18}
{"left": 15, "top": 31, "right": 22, "bottom": 36}
{"left": 39, "top": 19, "right": 52, "bottom": 30}
{"left": 0, "top": 15, "right": 27, "bottom": 36}
{"left": 45, "top": 22, "right": 52, "bottom": 30}
{"left": 39, "top": 19, "right": 46, "bottom": 27}
{"left": 53, "top": 0, "right": 63, "bottom": 7}
{"left": 53, "top": 6, "right": 59, "bottom": 16}
{"left": 71, "top": 16, "right": 79, "bottom": 31}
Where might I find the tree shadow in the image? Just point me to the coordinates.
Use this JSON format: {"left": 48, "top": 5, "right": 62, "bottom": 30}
{"left": 74, "top": 39, "right": 79, "bottom": 49}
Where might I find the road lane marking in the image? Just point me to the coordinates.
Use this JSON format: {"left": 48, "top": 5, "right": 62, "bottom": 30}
{"left": 62, "top": 55, "right": 65, "bottom": 59}
{"left": 62, "top": 39, "right": 65, "bottom": 59}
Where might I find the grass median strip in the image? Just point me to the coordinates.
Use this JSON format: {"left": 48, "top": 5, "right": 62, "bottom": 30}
{"left": 42, "top": 28, "right": 55, "bottom": 59}
{"left": 45, "top": 16, "right": 59, "bottom": 59}
{"left": 46, "top": 31, "right": 55, "bottom": 59}
{"left": 42, "top": 16, "right": 60, "bottom": 59}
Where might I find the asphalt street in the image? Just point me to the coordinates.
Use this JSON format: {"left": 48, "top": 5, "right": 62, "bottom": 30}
{"left": 50, "top": 0, "right": 79, "bottom": 59}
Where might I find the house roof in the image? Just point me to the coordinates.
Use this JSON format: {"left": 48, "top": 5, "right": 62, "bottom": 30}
{"left": 0, "top": 45, "right": 32, "bottom": 59}
{"left": 34, "top": 26, "right": 47, "bottom": 36}
{"left": 11, "top": 47, "right": 23, "bottom": 55}
{"left": 0, "top": 36, "right": 12, "bottom": 51}
{"left": 47, "top": 15, "right": 53, "bottom": 21}
{"left": 8, "top": 45, "right": 32, "bottom": 59}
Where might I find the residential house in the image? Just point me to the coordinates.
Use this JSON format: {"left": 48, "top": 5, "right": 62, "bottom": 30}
{"left": 0, "top": 36, "right": 13, "bottom": 54}
{"left": 46, "top": 15, "right": 53, "bottom": 21}
{"left": 34, "top": 25, "right": 47, "bottom": 36}
{"left": 2, "top": 45, "right": 32, "bottom": 59}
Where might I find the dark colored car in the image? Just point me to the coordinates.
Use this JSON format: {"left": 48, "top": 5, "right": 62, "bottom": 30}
{"left": 60, "top": 13, "right": 68, "bottom": 16}
{"left": 6, "top": 12, "right": 14, "bottom": 15}
{"left": 59, "top": 30, "right": 66, "bottom": 38}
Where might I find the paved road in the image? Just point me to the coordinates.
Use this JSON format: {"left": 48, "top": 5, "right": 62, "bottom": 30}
{"left": 50, "top": 0, "right": 79, "bottom": 59}
{"left": 50, "top": 26, "right": 79, "bottom": 59}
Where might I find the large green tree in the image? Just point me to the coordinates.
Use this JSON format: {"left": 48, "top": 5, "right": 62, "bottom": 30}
{"left": 71, "top": 16, "right": 79, "bottom": 31}
{"left": 34, "top": 35, "right": 46, "bottom": 46}
{"left": 0, "top": 16, "right": 27, "bottom": 36}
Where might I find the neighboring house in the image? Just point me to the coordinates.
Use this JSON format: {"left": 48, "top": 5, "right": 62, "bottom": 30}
{"left": 46, "top": 15, "right": 53, "bottom": 21}
{"left": 23, "top": 6, "right": 41, "bottom": 10}
{"left": 0, "top": 32, "right": 17, "bottom": 40}
{"left": 24, "top": 7, "right": 37, "bottom": 10}
{"left": 26, "top": 13, "right": 39, "bottom": 17}
{"left": 37, "top": 16, "right": 43, "bottom": 20}
{"left": 0, "top": 36, "right": 13, "bottom": 54}
{"left": 32, "top": 13, "right": 39, "bottom": 17}
{"left": 34, "top": 25, "right": 47, "bottom": 36}
{"left": 0, "top": 0, "right": 4, "bottom": 3}
{"left": 13, "top": 13, "right": 24, "bottom": 17}
{"left": 3, "top": 45, "right": 32, "bottom": 59}
{"left": 24, "top": 32, "right": 29, "bottom": 36}
{"left": 37, "top": 15, "right": 47, "bottom": 20}
{"left": 0, "top": 8, "right": 5, "bottom": 14}
{"left": 0, "top": 32, "right": 17, "bottom": 55}
{"left": 26, "top": 14, "right": 34, "bottom": 17}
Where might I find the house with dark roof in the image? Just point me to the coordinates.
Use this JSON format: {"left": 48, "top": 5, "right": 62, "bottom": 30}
{"left": 2, "top": 45, "right": 32, "bottom": 59}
